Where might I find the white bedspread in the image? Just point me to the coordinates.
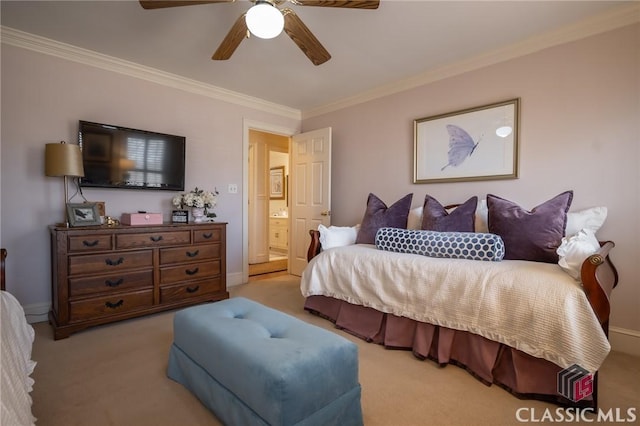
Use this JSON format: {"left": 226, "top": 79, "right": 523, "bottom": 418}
{"left": 1, "top": 291, "right": 37, "bottom": 426}
{"left": 301, "top": 244, "right": 610, "bottom": 373}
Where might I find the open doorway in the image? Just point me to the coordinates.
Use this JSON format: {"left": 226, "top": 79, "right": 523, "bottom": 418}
{"left": 242, "top": 120, "right": 331, "bottom": 283}
{"left": 248, "top": 129, "right": 290, "bottom": 277}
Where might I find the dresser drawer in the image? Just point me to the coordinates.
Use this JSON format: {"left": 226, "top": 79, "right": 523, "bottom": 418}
{"left": 160, "top": 260, "right": 221, "bottom": 285}
{"left": 116, "top": 231, "right": 191, "bottom": 249}
{"left": 68, "top": 234, "right": 113, "bottom": 252}
{"left": 160, "top": 277, "right": 224, "bottom": 304}
{"left": 68, "top": 250, "right": 152, "bottom": 276}
{"left": 69, "top": 289, "right": 154, "bottom": 322}
{"left": 193, "top": 227, "right": 222, "bottom": 244}
{"left": 69, "top": 270, "right": 153, "bottom": 298}
{"left": 159, "top": 244, "right": 221, "bottom": 265}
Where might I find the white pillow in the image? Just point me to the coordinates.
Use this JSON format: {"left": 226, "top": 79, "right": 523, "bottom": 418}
{"left": 565, "top": 206, "right": 607, "bottom": 237}
{"left": 556, "top": 228, "right": 601, "bottom": 280}
{"left": 475, "top": 198, "right": 489, "bottom": 233}
{"left": 318, "top": 224, "right": 360, "bottom": 250}
{"left": 407, "top": 206, "right": 423, "bottom": 230}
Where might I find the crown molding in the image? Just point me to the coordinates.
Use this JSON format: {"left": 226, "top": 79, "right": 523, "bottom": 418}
{"left": 3, "top": 2, "right": 637, "bottom": 122}
{"left": 303, "top": 3, "right": 640, "bottom": 119}
{"left": 0, "top": 26, "right": 301, "bottom": 121}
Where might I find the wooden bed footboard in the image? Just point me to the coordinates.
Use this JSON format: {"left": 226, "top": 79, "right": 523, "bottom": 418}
{"left": 307, "top": 230, "right": 322, "bottom": 263}
{"left": 581, "top": 241, "right": 618, "bottom": 334}
{"left": 306, "top": 230, "right": 619, "bottom": 333}
{"left": 1, "top": 248, "right": 6, "bottom": 291}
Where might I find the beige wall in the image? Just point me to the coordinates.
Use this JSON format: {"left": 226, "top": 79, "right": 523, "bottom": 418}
{"left": 0, "top": 44, "right": 299, "bottom": 307}
{"left": 302, "top": 24, "right": 640, "bottom": 334}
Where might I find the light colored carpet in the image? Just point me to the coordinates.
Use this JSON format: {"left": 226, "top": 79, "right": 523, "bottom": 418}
{"left": 30, "top": 274, "right": 639, "bottom": 426}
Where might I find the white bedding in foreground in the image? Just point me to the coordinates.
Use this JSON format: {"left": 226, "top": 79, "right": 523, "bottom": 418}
{"left": 301, "top": 244, "right": 610, "bottom": 373}
{"left": 1, "top": 290, "right": 37, "bottom": 426}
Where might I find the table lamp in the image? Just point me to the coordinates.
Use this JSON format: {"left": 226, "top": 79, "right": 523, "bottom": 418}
{"left": 45, "top": 141, "right": 85, "bottom": 227}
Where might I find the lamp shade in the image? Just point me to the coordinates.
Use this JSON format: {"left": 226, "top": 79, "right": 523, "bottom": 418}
{"left": 246, "top": 1, "right": 284, "bottom": 39}
{"left": 45, "top": 141, "right": 84, "bottom": 177}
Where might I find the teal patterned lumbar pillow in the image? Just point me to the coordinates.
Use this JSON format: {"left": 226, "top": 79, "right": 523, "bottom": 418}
{"left": 375, "top": 227, "right": 505, "bottom": 261}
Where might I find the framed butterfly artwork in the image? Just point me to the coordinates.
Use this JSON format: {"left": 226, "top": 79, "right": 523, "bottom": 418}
{"left": 413, "top": 98, "right": 520, "bottom": 184}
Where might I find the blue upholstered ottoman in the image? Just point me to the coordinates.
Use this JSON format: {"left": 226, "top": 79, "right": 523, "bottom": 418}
{"left": 167, "top": 297, "right": 363, "bottom": 426}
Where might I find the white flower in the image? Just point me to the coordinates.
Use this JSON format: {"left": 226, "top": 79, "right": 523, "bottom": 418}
{"left": 173, "top": 187, "right": 219, "bottom": 215}
{"left": 172, "top": 195, "right": 183, "bottom": 208}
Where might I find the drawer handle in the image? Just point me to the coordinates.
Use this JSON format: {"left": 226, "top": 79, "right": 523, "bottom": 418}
{"left": 105, "top": 299, "right": 124, "bottom": 309}
{"left": 186, "top": 285, "right": 200, "bottom": 294}
{"left": 82, "top": 240, "right": 99, "bottom": 247}
{"left": 185, "top": 267, "right": 199, "bottom": 276}
{"left": 186, "top": 250, "right": 200, "bottom": 258}
{"left": 105, "top": 278, "right": 124, "bottom": 288}
{"left": 202, "top": 232, "right": 213, "bottom": 239}
{"left": 105, "top": 257, "right": 124, "bottom": 266}
{"left": 150, "top": 235, "right": 164, "bottom": 242}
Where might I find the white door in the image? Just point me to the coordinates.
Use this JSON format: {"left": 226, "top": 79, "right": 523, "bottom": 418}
{"left": 248, "top": 140, "right": 269, "bottom": 264}
{"left": 289, "top": 127, "right": 332, "bottom": 276}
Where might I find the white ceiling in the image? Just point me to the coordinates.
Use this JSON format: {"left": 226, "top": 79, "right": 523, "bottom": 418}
{"left": 1, "top": 1, "right": 636, "bottom": 115}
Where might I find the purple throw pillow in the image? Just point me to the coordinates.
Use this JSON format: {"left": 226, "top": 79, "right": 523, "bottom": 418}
{"left": 487, "top": 191, "right": 573, "bottom": 263}
{"left": 421, "top": 195, "right": 477, "bottom": 232}
{"left": 355, "top": 193, "right": 413, "bottom": 244}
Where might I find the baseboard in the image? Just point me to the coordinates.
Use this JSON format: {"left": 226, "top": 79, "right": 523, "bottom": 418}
{"left": 609, "top": 326, "right": 640, "bottom": 357}
{"left": 227, "top": 272, "right": 244, "bottom": 287}
{"left": 23, "top": 302, "right": 50, "bottom": 324}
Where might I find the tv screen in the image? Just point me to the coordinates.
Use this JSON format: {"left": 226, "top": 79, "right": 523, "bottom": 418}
{"left": 78, "top": 120, "right": 185, "bottom": 191}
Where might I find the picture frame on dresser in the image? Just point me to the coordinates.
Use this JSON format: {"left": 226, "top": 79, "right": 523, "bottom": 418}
{"left": 172, "top": 210, "right": 189, "bottom": 224}
{"left": 66, "top": 202, "right": 101, "bottom": 227}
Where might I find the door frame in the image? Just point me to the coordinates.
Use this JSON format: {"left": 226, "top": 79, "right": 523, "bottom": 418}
{"left": 242, "top": 119, "right": 299, "bottom": 283}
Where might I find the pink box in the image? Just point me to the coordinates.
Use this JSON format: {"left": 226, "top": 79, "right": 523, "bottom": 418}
{"left": 121, "top": 213, "right": 163, "bottom": 226}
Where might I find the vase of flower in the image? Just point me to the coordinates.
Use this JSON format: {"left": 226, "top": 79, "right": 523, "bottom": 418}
{"left": 172, "top": 187, "right": 219, "bottom": 223}
{"left": 191, "top": 207, "right": 205, "bottom": 223}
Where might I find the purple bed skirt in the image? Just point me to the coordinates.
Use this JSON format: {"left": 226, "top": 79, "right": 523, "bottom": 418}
{"left": 304, "top": 295, "right": 596, "bottom": 408}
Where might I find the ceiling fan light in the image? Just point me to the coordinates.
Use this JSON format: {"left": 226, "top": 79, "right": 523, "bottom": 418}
{"left": 496, "top": 125, "right": 513, "bottom": 138}
{"left": 246, "top": 2, "right": 284, "bottom": 39}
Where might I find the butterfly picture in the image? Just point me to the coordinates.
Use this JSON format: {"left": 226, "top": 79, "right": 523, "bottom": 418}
{"left": 441, "top": 124, "right": 480, "bottom": 171}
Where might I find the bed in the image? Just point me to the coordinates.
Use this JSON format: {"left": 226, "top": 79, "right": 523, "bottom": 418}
{"left": 300, "top": 192, "right": 619, "bottom": 409}
{"left": 1, "top": 248, "right": 37, "bottom": 425}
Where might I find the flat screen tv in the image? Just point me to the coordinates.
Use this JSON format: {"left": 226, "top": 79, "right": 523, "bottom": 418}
{"left": 78, "top": 120, "right": 185, "bottom": 191}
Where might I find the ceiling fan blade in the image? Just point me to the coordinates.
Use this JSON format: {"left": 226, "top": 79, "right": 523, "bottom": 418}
{"left": 139, "top": 0, "right": 233, "bottom": 10}
{"left": 283, "top": 8, "right": 331, "bottom": 66}
{"left": 212, "top": 13, "right": 248, "bottom": 60}
{"left": 290, "top": 0, "right": 379, "bottom": 9}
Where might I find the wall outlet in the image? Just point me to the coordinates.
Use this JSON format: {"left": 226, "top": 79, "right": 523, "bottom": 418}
{"left": 228, "top": 184, "right": 238, "bottom": 194}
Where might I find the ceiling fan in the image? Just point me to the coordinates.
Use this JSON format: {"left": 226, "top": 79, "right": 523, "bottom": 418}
{"left": 139, "top": 0, "right": 379, "bottom": 65}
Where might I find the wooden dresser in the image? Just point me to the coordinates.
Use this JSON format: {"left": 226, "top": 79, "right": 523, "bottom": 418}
{"left": 49, "top": 222, "right": 228, "bottom": 339}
